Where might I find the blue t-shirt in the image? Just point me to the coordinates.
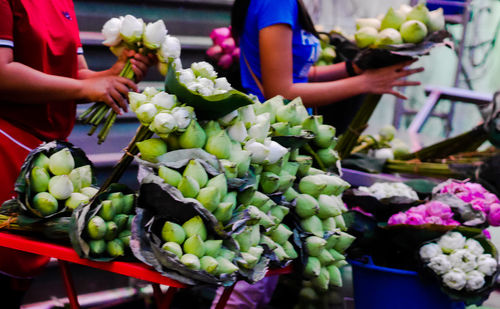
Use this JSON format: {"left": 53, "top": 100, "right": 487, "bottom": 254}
{"left": 240, "top": 0, "right": 320, "bottom": 101}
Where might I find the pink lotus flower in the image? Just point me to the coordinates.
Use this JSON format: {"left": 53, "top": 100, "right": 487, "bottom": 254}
{"left": 425, "top": 216, "right": 444, "bottom": 225}
{"left": 217, "top": 54, "right": 233, "bottom": 69}
{"left": 232, "top": 47, "right": 240, "bottom": 59}
{"left": 488, "top": 203, "right": 500, "bottom": 226}
{"left": 206, "top": 45, "right": 223, "bottom": 61}
{"left": 406, "top": 213, "right": 425, "bottom": 225}
{"left": 210, "top": 27, "right": 231, "bottom": 45}
{"left": 408, "top": 205, "right": 427, "bottom": 217}
{"left": 388, "top": 212, "right": 407, "bottom": 225}
{"left": 443, "top": 219, "right": 460, "bottom": 226}
{"left": 220, "top": 37, "right": 236, "bottom": 54}
{"left": 426, "top": 201, "right": 453, "bottom": 219}
{"left": 483, "top": 229, "right": 491, "bottom": 239}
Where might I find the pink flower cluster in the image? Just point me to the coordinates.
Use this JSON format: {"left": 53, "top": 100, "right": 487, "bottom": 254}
{"left": 388, "top": 201, "right": 460, "bottom": 226}
{"left": 206, "top": 27, "right": 240, "bottom": 69}
{"left": 437, "top": 181, "right": 500, "bottom": 226}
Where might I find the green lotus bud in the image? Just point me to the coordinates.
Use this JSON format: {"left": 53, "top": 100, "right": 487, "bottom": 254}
{"left": 204, "top": 240, "right": 223, "bottom": 257}
{"left": 220, "top": 159, "right": 238, "bottom": 179}
{"left": 248, "top": 246, "right": 264, "bottom": 260}
{"left": 118, "top": 230, "right": 131, "bottom": 247}
{"left": 263, "top": 160, "right": 283, "bottom": 175}
{"left": 328, "top": 248, "right": 346, "bottom": 262}
{"left": 238, "top": 188, "right": 256, "bottom": 206}
{"left": 120, "top": 194, "right": 134, "bottom": 215}
{"left": 165, "top": 134, "right": 181, "bottom": 150}
{"left": 302, "top": 116, "right": 321, "bottom": 135}
{"left": 127, "top": 215, "right": 134, "bottom": 230}
{"left": 283, "top": 187, "right": 299, "bottom": 202}
{"left": 177, "top": 176, "right": 200, "bottom": 198}
{"left": 33, "top": 153, "right": 50, "bottom": 170}
{"left": 334, "top": 232, "right": 356, "bottom": 253}
{"left": 136, "top": 138, "right": 167, "bottom": 163}
{"left": 227, "top": 120, "right": 248, "bottom": 143}
{"left": 158, "top": 166, "right": 182, "bottom": 187}
{"left": 301, "top": 216, "right": 324, "bottom": 237}
{"left": 314, "top": 125, "right": 336, "bottom": 148}
{"left": 182, "top": 216, "right": 207, "bottom": 241}
{"left": 400, "top": 20, "right": 427, "bottom": 44}
{"left": 278, "top": 173, "right": 296, "bottom": 193}
{"left": 179, "top": 120, "right": 207, "bottom": 149}
{"left": 200, "top": 256, "right": 219, "bottom": 274}
{"left": 260, "top": 235, "right": 278, "bottom": 250}
{"left": 327, "top": 265, "right": 342, "bottom": 287}
{"left": 68, "top": 169, "right": 82, "bottom": 193}
{"left": 270, "top": 224, "right": 293, "bottom": 245}
{"left": 335, "top": 215, "right": 347, "bottom": 231}
{"left": 317, "top": 148, "right": 339, "bottom": 168}
{"left": 381, "top": 7, "right": 405, "bottom": 30}
{"left": 48, "top": 175, "right": 74, "bottom": 200}
{"left": 259, "top": 212, "right": 276, "bottom": 229}
{"left": 325, "top": 234, "right": 340, "bottom": 250}
{"left": 295, "top": 155, "right": 313, "bottom": 176}
{"left": 162, "top": 241, "right": 183, "bottom": 258}
{"left": 75, "top": 165, "right": 92, "bottom": 188}
{"left": 256, "top": 97, "right": 280, "bottom": 122}
{"left": 282, "top": 162, "right": 299, "bottom": 178}
{"left": 181, "top": 254, "right": 201, "bottom": 270}
{"left": 246, "top": 205, "right": 263, "bottom": 223}
{"left": 312, "top": 267, "right": 330, "bottom": 291}
{"left": 260, "top": 172, "right": 280, "bottom": 194}
{"left": 355, "top": 27, "right": 378, "bottom": 48}
{"left": 214, "top": 202, "right": 234, "bottom": 223}
{"left": 161, "top": 221, "right": 186, "bottom": 244}
{"left": 108, "top": 192, "right": 124, "bottom": 214}
{"left": 206, "top": 174, "right": 228, "bottom": 199}
{"left": 318, "top": 174, "right": 350, "bottom": 196}
{"left": 406, "top": 3, "right": 430, "bottom": 25}
{"left": 203, "top": 120, "right": 222, "bottom": 137}
{"left": 305, "top": 168, "right": 324, "bottom": 176}
{"left": 318, "top": 249, "right": 335, "bottom": 266}
{"left": 33, "top": 192, "right": 59, "bottom": 216}
{"left": 30, "top": 166, "right": 50, "bottom": 193}
{"left": 299, "top": 287, "right": 318, "bottom": 301}
{"left": 222, "top": 191, "right": 237, "bottom": 209}
{"left": 183, "top": 235, "right": 206, "bottom": 258}
{"left": 89, "top": 239, "right": 106, "bottom": 256}
{"left": 65, "top": 192, "right": 89, "bottom": 210}
{"left": 304, "top": 257, "right": 321, "bottom": 279}
{"left": 289, "top": 97, "right": 309, "bottom": 124}
{"left": 205, "top": 131, "right": 231, "bottom": 159}
{"left": 356, "top": 18, "right": 381, "bottom": 30}
{"left": 106, "top": 239, "right": 124, "bottom": 257}
{"left": 218, "top": 248, "right": 236, "bottom": 261}
{"left": 273, "top": 244, "right": 290, "bottom": 262}
{"left": 80, "top": 186, "right": 99, "bottom": 198}
{"left": 378, "top": 125, "right": 396, "bottom": 142}
{"left": 248, "top": 116, "right": 271, "bottom": 143}
{"left": 269, "top": 206, "right": 286, "bottom": 223}
{"left": 215, "top": 257, "right": 239, "bottom": 275}
{"left": 135, "top": 103, "right": 157, "bottom": 125}
{"left": 334, "top": 260, "right": 348, "bottom": 268}
{"left": 283, "top": 241, "right": 298, "bottom": 259}
{"left": 238, "top": 252, "right": 258, "bottom": 269}
{"left": 113, "top": 214, "right": 128, "bottom": 232}
{"left": 87, "top": 216, "right": 106, "bottom": 240}
{"left": 375, "top": 28, "right": 403, "bottom": 47}
{"left": 322, "top": 217, "right": 337, "bottom": 231}
{"left": 98, "top": 200, "right": 116, "bottom": 221}
{"left": 296, "top": 194, "right": 320, "bottom": 218}
{"left": 428, "top": 8, "right": 445, "bottom": 32}
{"left": 230, "top": 149, "right": 251, "bottom": 178}
{"left": 317, "top": 195, "right": 342, "bottom": 219}
{"left": 276, "top": 103, "right": 301, "bottom": 126}
{"left": 183, "top": 160, "right": 208, "bottom": 188}
{"left": 306, "top": 236, "right": 327, "bottom": 257}
{"left": 196, "top": 186, "right": 220, "bottom": 212}
{"left": 248, "top": 224, "right": 261, "bottom": 247}
{"left": 288, "top": 125, "right": 302, "bottom": 136}
{"left": 49, "top": 148, "right": 75, "bottom": 176}
{"left": 260, "top": 199, "right": 276, "bottom": 213}
{"left": 104, "top": 221, "right": 118, "bottom": 241}
{"left": 249, "top": 191, "right": 269, "bottom": 209}
{"left": 270, "top": 122, "right": 290, "bottom": 136}
{"left": 128, "top": 92, "right": 148, "bottom": 112}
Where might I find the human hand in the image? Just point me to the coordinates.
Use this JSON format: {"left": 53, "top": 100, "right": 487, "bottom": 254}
{"left": 80, "top": 76, "right": 137, "bottom": 114}
{"left": 361, "top": 60, "right": 424, "bottom": 99}
{"left": 111, "top": 50, "right": 157, "bottom": 82}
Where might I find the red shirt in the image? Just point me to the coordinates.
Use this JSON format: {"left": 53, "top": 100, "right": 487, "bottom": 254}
{"left": 0, "top": 0, "right": 82, "bottom": 141}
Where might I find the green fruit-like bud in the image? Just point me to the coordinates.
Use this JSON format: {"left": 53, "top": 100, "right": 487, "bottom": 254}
{"left": 33, "top": 153, "right": 50, "bottom": 170}
{"left": 312, "top": 267, "right": 330, "bottom": 292}
{"left": 328, "top": 248, "right": 346, "bottom": 261}
{"left": 65, "top": 192, "right": 90, "bottom": 210}
{"left": 260, "top": 235, "right": 278, "bottom": 250}
{"left": 317, "top": 195, "right": 342, "bottom": 219}
{"left": 271, "top": 122, "right": 290, "bottom": 136}
{"left": 283, "top": 241, "right": 298, "bottom": 259}
{"left": 270, "top": 224, "right": 293, "bottom": 245}
{"left": 196, "top": 186, "right": 221, "bottom": 212}
{"left": 181, "top": 254, "right": 201, "bottom": 270}
{"left": 322, "top": 217, "right": 337, "bottom": 231}
{"left": 276, "top": 103, "right": 301, "bottom": 126}
{"left": 165, "top": 134, "right": 181, "bottom": 150}
{"left": 108, "top": 192, "right": 124, "bottom": 214}
{"left": 136, "top": 138, "right": 167, "bottom": 163}
{"left": 288, "top": 125, "right": 302, "bottom": 136}
{"left": 301, "top": 216, "right": 324, "bottom": 237}
{"left": 113, "top": 214, "right": 129, "bottom": 232}
{"left": 248, "top": 246, "right": 264, "bottom": 260}
{"left": 327, "top": 265, "right": 343, "bottom": 287}
{"left": 68, "top": 169, "right": 82, "bottom": 192}
{"left": 203, "top": 120, "right": 223, "bottom": 137}
{"left": 214, "top": 202, "right": 234, "bottom": 223}
{"left": 183, "top": 235, "right": 206, "bottom": 258}
{"left": 182, "top": 216, "right": 207, "bottom": 240}
{"left": 220, "top": 159, "right": 238, "bottom": 179}
{"left": 204, "top": 240, "right": 223, "bottom": 257}
{"left": 302, "top": 116, "right": 321, "bottom": 135}
{"left": 269, "top": 206, "right": 286, "bottom": 223}
{"left": 283, "top": 187, "right": 299, "bottom": 202}
{"left": 80, "top": 186, "right": 99, "bottom": 198}
{"left": 48, "top": 175, "right": 74, "bottom": 200}
{"left": 320, "top": 175, "right": 350, "bottom": 196}
{"left": 161, "top": 221, "right": 186, "bottom": 244}
{"left": 356, "top": 18, "right": 381, "bottom": 30}
{"left": 334, "top": 260, "right": 349, "bottom": 268}
{"left": 318, "top": 249, "right": 335, "bottom": 266}
{"left": 406, "top": 3, "right": 430, "bottom": 26}
{"left": 89, "top": 239, "right": 106, "bottom": 256}
{"left": 206, "top": 174, "right": 228, "bottom": 199}
{"left": 400, "top": 20, "right": 427, "bottom": 44}
{"left": 107, "top": 239, "right": 125, "bottom": 257}
{"left": 325, "top": 234, "right": 340, "bottom": 250}
{"left": 183, "top": 160, "right": 209, "bottom": 188}
{"left": 231, "top": 149, "right": 251, "bottom": 178}
{"left": 158, "top": 166, "right": 182, "bottom": 187}
{"left": 282, "top": 162, "right": 299, "bottom": 177}
{"left": 296, "top": 194, "right": 319, "bottom": 218}
{"left": 260, "top": 199, "right": 276, "bottom": 213}
{"left": 177, "top": 176, "right": 200, "bottom": 198}
{"left": 381, "top": 7, "right": 405, "bottom": 30}
{"left": 260, "top": 172, "right": 280, "bottom": 194}
{"left": 304, "top": 257, "right": 321, "bottom": 279}
{"left": 33, "top": 192, "right": 59, "bottom": 216}
{"left": 235, "top": 227, "right": 253, "bottom": 252}
{"left": 278, "top": 173, "right": 296, "bottom": 193}
{"left": 222, "top": 191, "right": 237, "bottom": 209}
{"left": 335, "top": 215, "right": 347, "bottom": 231}
{"left": 87, "top": 216, "right": 107, "bottom": 240}
{"left": 121, "top": 194, "right": 135, "bottom": 214}
{"left": 205, "top": 131, "right": 231, "bottom": 159}
{"left": 259, "top": 212, "right": 276, "bottom": 229}
{"left": 179, "top": 120, "right": 207, "bottom": 149}
{"left": 274, "top": 244, "right": 290, "bottom": 262}
{"left": 49, "top": 148, "right": 75, "bottom": 176}
{"left": 333, "top": 232, "right": 356, "bottom": 253}
{"left": 299, "top": 175, "right": 327, "bottom": 198}
{"left": 306, "top": 236, "right": 327, "bottom": 257}
{"left": 250, "top": 191, "right": 270, "bottom": 209}
{"left": 118, "top": 230, "right": 131, "bottom": 247}
{"left": 238, "top": 188, "right": 256, "bottom": 206}
{"left": 238, "top": 252, "right": 259, "bottom": 269}
{"left": 355, "top": 27, "right": 379, "bottom": 48}
{"left": 162, "top": 241, "right": 183, "bottom": 258}
{"left": 30, "top": 166, "right": 50, "bottom": 193}
{"left": 200, "top": 256, "right": 219, "bottom": 274}
{"left": 218, "top": 248, "right": 236, "bottom": 261}
{"left": 104, "top": 221, "right": 118, "bottom": 241}
{"left": 295, "top": 155, "right": 313, "bottom": 177}
{"left": 315, "top": 125, "right": 336, "bottom": 148}
{"left": 76, "top": 165, "right": 93, "bottom": 188}
{"left": 306, "top": 168, "right": 325, "bottom": 176}
{"left": 215, "top": 257, "right": 239, "bottom": 275}
{"left": 317, "top": 147, "right": 339, "bottom": 168}
{"left": 98, "top": 200, "right": 116, "bottom": 221}
{"left": 375, "top": 28, "right": 403, "bottom": 47}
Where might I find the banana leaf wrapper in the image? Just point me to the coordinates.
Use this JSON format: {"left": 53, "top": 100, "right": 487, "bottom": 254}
{"left": 165, "top": 63, "right": 253, "bottom": 120}
{"left": 69, "top": 184, "right": 136, "bottom": 262}
{"left": 271, "top": 132, "right": 314, "bottom": 149}
{"left": 8, "top": 140, "right": 96, "bottom": 221}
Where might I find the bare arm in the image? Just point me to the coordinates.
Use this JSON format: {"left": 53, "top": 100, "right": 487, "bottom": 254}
{"left": 308, "top": 63, "right": 354, "bottom": 82}
{"left": 259, "top": 25, "right": 423, "bottom": 107}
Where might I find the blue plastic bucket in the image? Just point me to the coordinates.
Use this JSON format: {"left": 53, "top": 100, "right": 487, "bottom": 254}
{"left": 350, "top": 258, "right": 465, "bottom": 309}
{"left": 427, "top": 0, "right": 466, "bottom": 15}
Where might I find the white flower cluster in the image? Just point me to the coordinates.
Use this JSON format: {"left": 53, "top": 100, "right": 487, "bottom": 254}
{"left": 358, "top": 182, "right": 419, "bottom": 200}
{"left": 178, "top": 61, "right": 233, "bottom": 96}
{"left": 420, "top": 232, "right": 498, "bottom": 292}
{"left": 129, "top": 87, "right": 195, "bottom": 137}
{"left": 101, "top": 15, "right": 182, "bottom": 74}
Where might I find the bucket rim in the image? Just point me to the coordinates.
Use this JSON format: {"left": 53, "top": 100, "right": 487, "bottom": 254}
{"left": 349, "top": 259, "right": 418, "bottom": 276}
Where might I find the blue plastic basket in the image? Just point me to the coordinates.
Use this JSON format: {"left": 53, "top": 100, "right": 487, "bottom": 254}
{"left": 427, "top": 0, "right": 466, "bottom": 15}
{"left": 350, "top": 258, "right": 465, "bottom": 309}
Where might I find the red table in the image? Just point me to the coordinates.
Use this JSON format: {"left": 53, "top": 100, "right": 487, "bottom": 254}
{"left": 0, "top": 231, "right": 292, "bottom": 309}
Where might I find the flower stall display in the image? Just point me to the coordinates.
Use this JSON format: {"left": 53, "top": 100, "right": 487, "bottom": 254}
{"left": 388, "top": 201, "right": 460, "bottom": 226}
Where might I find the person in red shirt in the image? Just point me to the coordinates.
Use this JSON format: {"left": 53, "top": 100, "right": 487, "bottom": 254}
{"left": 0, "top": 1, "right": 155, "bottom": 306}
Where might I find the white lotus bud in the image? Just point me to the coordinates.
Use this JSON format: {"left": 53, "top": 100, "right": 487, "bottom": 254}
{"left": 374, "top": 28, "right": 403, "bottom": 47}
{"left": 191, "top": 61, "right": 217, "bottom": 79}
{"left": 49, "top": 148, "right": 75, "bottom": 176}
{"left": 159, "top": 35, "right": 181, "bottom": 61}
{"left": 143, "top": 20, "right": 167, "bottom": 50}
{"left": 214, "top": 77, "right": 232, "bottom": 91}
{"left": 119, "top": 15, "right": 144, "bottom": 44}
{"left": 150, "top": 112, "right": 177, "bottom": 134}
{"left": 355, "top": 27, "right": 378, "bottom": 48}
{"left": 172, "top": 58, "right": 183, "bottom": 71}
{"left": 443, "top": 268, "right": 466, "bottom": 291}
{"left": 449, "top": 249, "right": 477, "bottom": 273}
{"left": 151, "top": 92, "right": 177, "bottom": 111}
{"left": 466, "top": 270, "right": 485, "bottom": 291}
{"left": 172, "top": 106, "right": 194, "bottom": 130}
{"left": 464, "top": 239, "right": 484, "bottom": 256}
{"left": 178, "top": 69, "right": 196, "bottom": 85}
{"left": 428, "top": 254, "right": 452, "bottom": 275}
{"left": 135, "top": 103, "right": 158, "bottom": 125}
{"left": 245, "top": 139, "right": 269, "bottom": 164}
{"left": 128, "top": 92, "right": 148, "bottom": 112}
{"left": 143, "top": 87, "right": 160, "bottom": 98}
{"left": 428, "top": 8, "right": 445, "bottom": 32}
{"left": 48, "top": 175, "right": 74, "bottom": 200}
{"left": 239, "top": 105, "right": 256, "bottom": 128}
{"left": 356, "top": 18, "right": 381, "bottom": 31}
{"left": 264, "top": 139, "right": 288, "bottom": 164}
{"left": 438, "top": 232, "right": 466, "bottom": 254}
{"left": 219, "top": 110, "right": 238, "bottom": 127}
{"left": 419, "top": 243, "right": 442, "bottom": 262}
{"left": 477, "top": 255, "right": 498, "bottom": 276}
{"left": 227, "top": 120, "right": 248, "bottom": 143}
{"left": 102, "top": 17, "right": 123, "bottom": 47}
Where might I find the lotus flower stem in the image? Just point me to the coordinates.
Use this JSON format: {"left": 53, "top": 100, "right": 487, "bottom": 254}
{"left": 303, "top": 143, "right": 327, "bottom": 171}
{"left": 384, "top": 159, "right": 459, "bottom": 177}
{"left": 98, "top": 112, "right": 117, "bottom": 144}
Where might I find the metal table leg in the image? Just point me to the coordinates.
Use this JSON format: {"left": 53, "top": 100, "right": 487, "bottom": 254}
{"left": 152, "top": 283, "right": 178, "bottom": 309}
{"left": 215, "top": 284, "right": 235, "bottom": 309}
{"left": 58, "top": 260, "right": 80, "bottom": 309}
